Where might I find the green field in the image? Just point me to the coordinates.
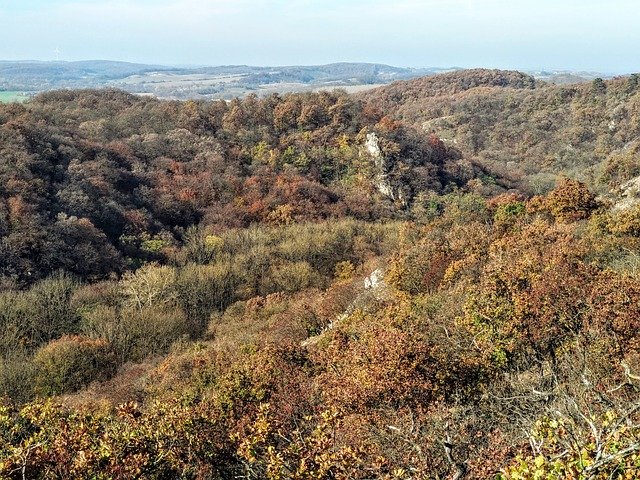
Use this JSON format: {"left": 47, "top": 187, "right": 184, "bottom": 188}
{"left": 0, "top": 91, "right": 28, "bottom": 103}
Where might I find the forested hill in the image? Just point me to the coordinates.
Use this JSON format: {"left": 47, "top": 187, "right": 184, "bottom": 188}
{"left": 0, "top": 89, "right": 474, "bottom": 286}
{"left": 362, "top": 69, "right": 640, "bottom": 193}
{"left": 2, "top": 74, "right": 640, "bottom": 479}
{"left": 362, "top": 69, "right": 537, "bottom": 104}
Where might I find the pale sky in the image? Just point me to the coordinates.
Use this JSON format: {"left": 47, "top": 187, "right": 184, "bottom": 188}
{"left": 0, "top": 0, "right": 638, "bottom": 72}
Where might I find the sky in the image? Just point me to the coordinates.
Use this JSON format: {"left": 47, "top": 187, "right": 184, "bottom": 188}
{"left": 0, "top": 0, "right": 638, "bottom": 73}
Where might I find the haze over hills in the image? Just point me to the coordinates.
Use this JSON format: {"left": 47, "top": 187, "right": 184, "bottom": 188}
{"left": 0, "top": 60, "right": 455, "bottom": 100}
{"left": 0, "top": 59, "right": 616, "bottom": 102}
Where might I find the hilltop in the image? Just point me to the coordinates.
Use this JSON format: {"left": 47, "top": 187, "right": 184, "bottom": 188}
{"left": 362, "top": 68, "right": 640, "bottom": 194}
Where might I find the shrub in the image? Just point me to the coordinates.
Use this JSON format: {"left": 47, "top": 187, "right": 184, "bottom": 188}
{"left": 546, "top": 177, "right": 597, "bottom": 222}
{"left": 33, "top": 335, "right": 116, "bottom": 396}
{"left": 488, "top": 192, "right": 527, "bottom": 228}
{"left": 174, "top": 262, "right": 240, "bottom": 336}
{"left": 0, "top": 273, "right": 79, "bottom": 355}
{"left": 121, "top": 306, "right": 191, "bottom": 362}
{"left": 0, "top": 353, "right": 37, "bottom": 403}
{"left": 80, "top": 303, "right": 190, "bottom": 364}
{"left": 120, "top": 263, "right": 177, "bottom": 310}
{"left": 263, "top": 261, "right": 321, "bottom": 294}
{"left": 607, "top": 204, "right": 640, "bottom": 237}
{"left": 26, "top": 272, "right": 80, "bottom": 345}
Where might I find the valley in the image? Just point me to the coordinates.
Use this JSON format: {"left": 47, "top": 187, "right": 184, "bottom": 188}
{"left": 0, "top": 68, "right": 639, "bottom": 478}
{"left": 0, "top": 60, "right": 448, "bottom": 100}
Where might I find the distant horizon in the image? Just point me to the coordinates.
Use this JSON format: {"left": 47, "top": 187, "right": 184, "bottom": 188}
{"left": 1, "top": 1, "right": 638, "bottom": 75}
{"left": 0, "top": 58, "right": 634, "bottom": 77}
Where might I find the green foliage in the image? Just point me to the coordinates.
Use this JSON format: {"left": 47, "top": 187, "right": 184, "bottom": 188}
{"left": 33, "top": 335, "right": 116, "bottom": 396}
{"left": 140, "top": 237, "right": 170, "bottom": 254}
{"left": 489, "top": 193, "right": 527, "bottom": 228}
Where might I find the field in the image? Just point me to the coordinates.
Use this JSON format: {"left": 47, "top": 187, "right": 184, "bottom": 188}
{"left": 0, "top": 91, "right": 28, "bottom": 103}
{"left": 108, "top": 72, "right": 389, "bottom": 100}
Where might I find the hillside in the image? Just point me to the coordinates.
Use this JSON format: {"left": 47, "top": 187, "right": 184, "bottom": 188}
{"left": 362, "top": 69, "right": 640, "bottom": 194}
{"left": 1, "top": 81, "right": 640, "bottom": 478}
{"left": 0, "top": 60, "right": 169, "bottom": 90}
{"left": 0, "top": 88, "right": 474, "bottom": 287}
{"left": 362, "top": 69, "right": 537, "bottom": 102}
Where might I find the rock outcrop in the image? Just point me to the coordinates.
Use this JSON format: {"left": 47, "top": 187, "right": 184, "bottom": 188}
{"left": 362, "top": 132, "right": 407, "bottom": 206}
{"left": 611, "top": 175, "right": 640, "bottom": 211}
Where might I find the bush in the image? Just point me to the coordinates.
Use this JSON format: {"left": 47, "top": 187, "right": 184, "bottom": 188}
{"left": 121, "top": 307, "right": 190, "bottom": 361}
{"left": 0, "top": 273, "right": 78, "bottom": 355}
{"left": 263, "top": 261, "right": 321, "bottom": 294}
{"left": 607, "top": 204, "right": 640, "bottom": 237}
{"left": 0, "top": 353, "right": 37, "bottom": 403}
{"left": 81, "top": 305, "right": 190, "bottom": 363}
{"left": 27, "top": 272, "right": 80, "bottom": 345}
{"left": 546, "top": 177, "right": 597, "bottom": 222}
{"left": 174, "top": 262, "right": 241, "bottom": 336}
{"left": 33, "top": 335, "right": 116, "bottom": 396}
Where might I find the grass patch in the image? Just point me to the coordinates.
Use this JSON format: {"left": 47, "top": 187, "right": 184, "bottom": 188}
{"left": 0, "top": 91, "right": 28, "bottom": 103}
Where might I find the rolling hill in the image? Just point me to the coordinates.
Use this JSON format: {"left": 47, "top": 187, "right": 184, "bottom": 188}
{"left": 1, "top": 70, "right": 640, "bottom": 479}
{"left": 0, "top": 60, "right": 450, "bottom": 100}
{"left": 362, "top": 68, "right": 640, "bottom": 194}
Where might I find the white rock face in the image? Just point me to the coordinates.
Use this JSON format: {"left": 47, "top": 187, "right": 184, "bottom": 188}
{"left": 612, "top": 175, "right": 640, "bottom": 211}
{"left": 365, "top": 132, "right": 384, "bottom": 160}
{"left": 363, "top": 132, "right": 404, "bottom": 203}
{"left": 364, "top": 268, "right": 383, "bottom": 289}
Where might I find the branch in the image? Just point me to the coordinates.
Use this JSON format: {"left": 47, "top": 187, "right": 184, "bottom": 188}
{"left": 583, "top": 442, "right": 640, "bottom": 477}
{"left": 441, "top": 431, "right": 468, "bottom": 480}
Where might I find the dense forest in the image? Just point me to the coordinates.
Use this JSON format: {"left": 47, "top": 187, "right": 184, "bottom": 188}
{"left": 362, "top": 69, "right": 640, "bottom": 194}
{"left": 0, "top": 88, "right": 477, "bottom": 287}
{"left": 1, "top": 70, "right": 640, "bottom": 479}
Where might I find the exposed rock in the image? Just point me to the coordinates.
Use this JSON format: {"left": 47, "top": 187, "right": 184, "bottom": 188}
{"left": 301, "top": 268, "right": 390, "bottom": 347}
{"left": 611, "top": 175, "right": 640, "bottom": 211}
{"left": 364, "top": 268, "right": 383, "bottom": 289}
{"left": 362, "top": 132, "right": 407, "bottom": 206}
